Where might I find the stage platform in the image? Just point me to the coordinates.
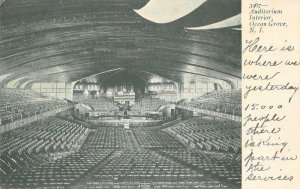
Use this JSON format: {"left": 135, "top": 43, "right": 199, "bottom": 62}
{"left": 88, "top": 117, "right": 161, "bottom": 127}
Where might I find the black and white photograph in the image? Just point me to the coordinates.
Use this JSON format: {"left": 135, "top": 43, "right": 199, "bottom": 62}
{"left": 0, "top": 0, "right": 242, "bottom": 188}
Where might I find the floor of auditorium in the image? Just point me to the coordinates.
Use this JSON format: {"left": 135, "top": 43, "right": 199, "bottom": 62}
{"left": 0, "top": 117, "right": 241, "bottom": 189}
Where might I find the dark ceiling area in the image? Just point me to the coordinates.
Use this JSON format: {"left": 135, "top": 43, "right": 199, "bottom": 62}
{"left": 77, "top": 68, "right": 174, "bottom": 88}
{"left": 0, "top": 0, "right": 241, "bottom": 88}
{"left": 90, "top": 69, "right": 153, "bottom": 88}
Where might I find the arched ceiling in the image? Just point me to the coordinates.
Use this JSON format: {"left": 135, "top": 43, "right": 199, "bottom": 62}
{"left": 0, "top": 0, "right": 241, "bottom": 88}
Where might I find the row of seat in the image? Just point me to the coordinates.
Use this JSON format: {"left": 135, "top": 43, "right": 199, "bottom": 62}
{"left": 86, "top": 149, "right": 225, "bottom": 185}
{"left": 132, "top": 127, "right": 184, "bottom": 149}
{"left": 193, "top": 90, "right": 241, "bottom": 101}
{"left": 83, "top": 181, "right": 228, "bottom": 189}
{"left": 0, "top": 100, "right": 69, "bottom": 125}
{"left": 0, "top": 88, "right": 49, "bottom": 107}
{"left": 157, "top": 149, "right": 241, "bottom": 186}
{"left": 165, "top": 117, "right": 241, "bottom": 153}
{"left": 0, "top": 117, "right": 89, "bottom": 176}
{"left": 0, "top": 117, "right": 88, "bottom": 155}
{"left": 0, "top": 153, "right": 51, "bottom": 177}
{"left": 82, "top": 180, "right": 229, "bottom": 189}
{"left": 80, "top": 97, "right": 119, "bottom": 112}
{"left": 1, "top": 118, "right": 241, "bottom": 188}
{"left": 131, "top": 97, "right": 169, "bottom": 112}
{"left": 179, "top": 89, "right": 241, "bottom": 116}
{"left": 0, "top": 150, "right": 113, "bottom": 188}
{"left": 0, "top": 87, "right": 241, "bottom": 188}
{"left": 81, "top": 127, "right": 130, "bottom": 150}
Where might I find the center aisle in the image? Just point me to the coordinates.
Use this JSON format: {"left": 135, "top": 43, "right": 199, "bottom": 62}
{"left": 126, "top": 130, "right": 141, "bottom": 150}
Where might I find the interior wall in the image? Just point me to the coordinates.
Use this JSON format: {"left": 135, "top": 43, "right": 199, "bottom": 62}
{"left": 177, "top": 82, "right": 213, "bottom": 101}
{"left": 31, "top": 82, "right": 73, "bottom": 100}
{"left": 176, "top": 80, "right": 235, "bottom": 101}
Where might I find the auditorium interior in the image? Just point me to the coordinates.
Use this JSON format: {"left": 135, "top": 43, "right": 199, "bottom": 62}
{"left": 0, "top": 0, "right": 242, "bottom": 188}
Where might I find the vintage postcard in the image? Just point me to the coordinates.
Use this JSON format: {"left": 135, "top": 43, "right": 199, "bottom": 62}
{"left": 0, "top": 0, "right": 298, "bottom": 189}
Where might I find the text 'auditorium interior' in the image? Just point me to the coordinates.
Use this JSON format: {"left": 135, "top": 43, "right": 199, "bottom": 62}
{"left": 0, "top": 0, "right": 242, "bottom": 189}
